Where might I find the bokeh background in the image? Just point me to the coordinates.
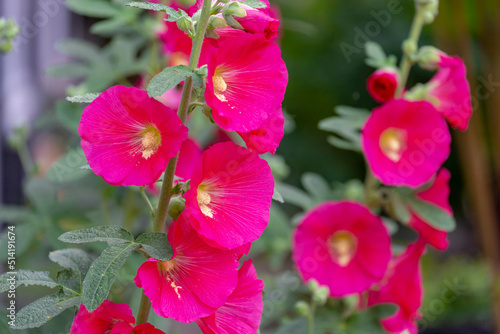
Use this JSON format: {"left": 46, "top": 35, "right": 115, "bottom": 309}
{"left": 1, "top": 0, "right": 499, "bottom": 333}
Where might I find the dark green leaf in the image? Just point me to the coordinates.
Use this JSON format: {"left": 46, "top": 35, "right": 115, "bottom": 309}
{"left": 66, "top": 0, "right": 121, "bottom": 18}
{"left": 301, "top": 172, "right": 331, "bottom": 199}
{"left": 0, "top": 270, "right": 57, "bottom": 293}
{"left": 90, "top": 17, "right": 128, "bottom": 35}
{"left": 126, "top": 2, "right": 187, "bottom": 21}
{"left": 391, "top": 191, "right": 411, "bottom": 224}
{"left": 57, "top": 39, "right": 101, "bottom": 62}
{"left": 406, "top": 197, "right": 456, "bottom": 231}
{"left": 275, "top": 183, "right": 314, "bottom": 210}
{"left": 56, "top": 269, "right": 81, "bottom": 295}
{"left": 48, "top": 249, "right": 93, "bottom": 286}
{"left": 15, "top": 291, "right": 80, "bottom": 329}
{"left": 82, "top": 242, "right": 138, "bottom": 311}
{"left": 136, "top": 232, "right": 173, "bottom": 261}
{"left": 0, "top": 205, "right": 32, "bottom": 223}
{"left": 55, "top": 101, "right": 83, "bottom": 133}
{"left": 59, "top": 226, "right": 134, "bottom": 244}
{"left": 147, "top": 65, "right": 193, "bottom": 97}
{"left": 66, "top": 93, "right": 100, "bottom": 103}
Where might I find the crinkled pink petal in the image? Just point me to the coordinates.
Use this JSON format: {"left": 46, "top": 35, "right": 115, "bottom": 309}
{"left": 292, "top": 201, "right": 392, "bottom": 297}
{"left": 196, "top": 260, "right": 264, "bottom": 334}
{"left": 367, "top": 68, "right": 399, "bottom": 103}
{"left": 238, "top": 107, "right": 284, "bottom": 154}
{"left": 409, "top": 168, "right": 452, "bottom": 250}
{"left": 367, "top": 240, "right": 425, "bottom": 334}
{"left": 205, "top": 33, "right": 288, "bottom": 132}
{"left": 361, "top": 99, "right": 451, "bottom": 188}
{"left": 70, "top": 301, "right": 135, "bottom": 334}
{"left": 183, "top": 141, "right": 274, "bottom": 249}
{"left": 134, "top": 214, "right": 240, "bottom": 322}
{"left": 428, "top": 54, "right": 472, "bottom": 131}
{"left": 79, "top": 85, "right": 188, "bottom": 186}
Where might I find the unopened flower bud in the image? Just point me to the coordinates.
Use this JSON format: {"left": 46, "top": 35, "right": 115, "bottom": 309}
{"left": 312, "top": 286, "right": 330, "bottom": 306}
{"left": 417, "top": 46, "right": 443, "bottom": 70}
{"left": 402, "top": 39, "right": 417, "bottom": 56}
{"left": 307, "top": 279, "right": 319, "bottom": 292}
{"left": 168, "top": 197, "right": 185, "bottom": 220}
{"left": 223, "top": 2, "right": 247, "bottom": 18}
{"left": 176, "top": 16, "right": 192, "bottom": 33}
{"left": 366, "top": 68, "right": 399, "bottom": 103}
{"left": 294, "top": 301, "right": 310, "bottom": 317}
{"left": 0, "top": 40, "right": 12, "bottom": 53}
{"left": 209, "top": 15, "right": 228, "bottom": 29}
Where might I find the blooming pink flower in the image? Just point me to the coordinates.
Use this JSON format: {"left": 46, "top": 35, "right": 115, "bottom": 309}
{"left": 367, "top": 240, "right": 426, "bottom": 334}
{"left": 183, "top": 141, "right": 274, "bottom": 249}
{"left": 205, "top": 32, "right": 288, "bottom": 132}
{"left": 409, "top": 168, "right": 452, "bottom": 250}
{"left": 361, "top": 99, "right": 451, "bottom": 188}
{"left": 196, "top": 260, "right": 264, "bottom": 334}
{"left": 175, "top": 137, "right": 203, "bottom": 182}
{"left": 292, "top": 201, "right": 392, "bottom": 297}
{"left": 70, "top": 300, "right": 165, "bottom": 334}
{"left": 79, "top": 85, "right": 188, "bottom": 186}
{"left": 428, "top": 54, "right": 472, "bottom": 131}
{"left": 367, "top": 68, "right": 399, "bottom": 103}
{"left": 134, "top": 213, "right": 240, "bottom": 323}
{"left": 238, "top": 106, "right": 284, "bottom": 154}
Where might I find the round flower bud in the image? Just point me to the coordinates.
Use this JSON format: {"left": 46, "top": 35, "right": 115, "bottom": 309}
{"left": 168, "top": 197, "right": 186, "bottom": 220}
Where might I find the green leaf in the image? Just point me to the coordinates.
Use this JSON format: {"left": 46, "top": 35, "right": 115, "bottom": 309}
{"left": 301, "top": 172, "right": 331, "bottom": 199}
{"left": 272, "top": 187, "right": 284, "bottom": 203}
{"left": 55, "top": 101, "right": 83, "bottom": 133}
{"left": 0, "top": 205, "right": 32, "bottom": 223}
{"left": 391, "top": 191, "right": 411, "bottom": 224}
{"left": 46, "top": 147, "right": 90, "bottom": 183}
{"left": 46, "top": 62, "right": 89, "bottom": 78}
{"left": 126, "top": 2, "right": 187, "bottom": 21}
{"left": 239, "top": 0, "right": 268, "bottom": 9}
{"left": 365, "top": 41, "right": 386, "bottom": 62}
{"left": 90, "top": 17, "right": 128, "bottom": 35}
{"left": 48, "top": 249, "right": 93, "bottom": 286}
{"left": 406, "top": 197, "right": 456, "bottom": 231}
{"left": 57, "top": 39, "right": 101, "bottom": 62}
{"left": 82, "top": 242, "right": 139, "bottom": 311}
{"left": 66, "top": 0, "right": 121, "bottom": 18}
{"left": 136, "top": 232, "right": 173, "bottom": 261}
{"left": 382, "top": 217, "right": 399, "bottom": 235}
{"left": 0, "top": 270, "right": 58, "bottom": 293}
{"left": 59, "top": 226, "right": 134, "bottom": 244}
{"left": 147, "top": 65, "right": 193, "bottom": 97}
{"left": 56, "top": 269, "right": 81, "bottom": 295}
{"left": 15, "top": 291, "right": 80, "bottom": 329}
{"left": 275, "top": 183, "right": 314, "bottom": 210}
{"left": 66, "top": 92, "right": 100, "bottom": 103}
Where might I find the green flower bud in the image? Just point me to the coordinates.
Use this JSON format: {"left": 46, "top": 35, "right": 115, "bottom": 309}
{"left": 222, "top": 2, "right": 247, "bottom": 18}
{"left": 5, "top": 19, "right": 20, "bottom": 39}
{"left": 0, "top": 40, "right": 12, "bottom": 54}
{"left": 417, "top": 46, "right": 442, "bottom": 70}
{"left": 312, "top": 286, "right": 330, "bottom": 306}
{"left": 209, "top": 15, "right": 227, "bottom": 29}
{"left": 176, "top": 16, "right": 193, "bottom": 33}
{"left": 168, "top": 197, "right": 185, "bottom": 220}
{"left": 402, "top": 39, "right": 417, "bottom": 57}
{"left": 307, "top": 278, "right": 319, "bottom": 292}
{"left": 294, "top": 301, "right": 310, "bottom": 317}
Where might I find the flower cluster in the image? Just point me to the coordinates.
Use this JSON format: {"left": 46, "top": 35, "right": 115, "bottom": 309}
{"left": 73, "top": 0, "right": 286, "bottom": 333}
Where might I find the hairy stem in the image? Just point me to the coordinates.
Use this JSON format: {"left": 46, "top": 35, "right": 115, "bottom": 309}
{"left": 136, "top": 0, "right": 213, "bottom": 325}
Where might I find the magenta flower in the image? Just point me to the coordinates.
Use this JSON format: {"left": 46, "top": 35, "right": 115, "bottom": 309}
{"left": 196, "top": 260, "right": 264, "bottom": 334}
{"left": 175, "top": 137, "right": 203, "bottom": 182}
{"left": 292, "top": 201, "right": 392, "bottom": 297}
{"left": 70, "top": 300, "right": 165, "bottom": 334}
{"left": 367, "top": 68, "right": 399, "bottom": 103}
{"left": 79, "top": 85, "right": 188, "bottom": 186}
{"left": 428, "top": 54, "right": 472, "bottom": 131}
{"left": 238, "top": 107, "right": 284, "bottom": 154}
{"left": 367, "top": 240, "right": 426, "bottom": 334}
{"left": 409, "top": 168, "right": 452, "bottom": 250}
{"left": 134, "top": 213, "right": 240, "bottom": 322}
{"left": 205, "top": 32, "right": 288, "bottom": 132}
{"left": 361, "top": 99, "right": 451, "bottom": 188}
{"left": 184, "top": 141, "right": 274, "bottom": 249}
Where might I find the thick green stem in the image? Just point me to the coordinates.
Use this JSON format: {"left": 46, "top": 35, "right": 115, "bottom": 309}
{"left": 307, "top": 302, "right": 316, "bottom": 334}
{"left": 395, "top": 2, "right": 426, "bottom": 97}
{"left": 136, "top": 0, "right": 213, "bottom": 325}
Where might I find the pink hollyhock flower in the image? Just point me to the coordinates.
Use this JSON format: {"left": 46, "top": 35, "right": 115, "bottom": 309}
{"left": 238, "top": 106, "right": 284, "bottom": 154}
{"left": 70, "top": 300, "right": 165, "bottom": 334}
{"left": 175, "top": 137, "right": 203, "bottom": 182}
{"left": 196, "top": 260, "right": 264, "bottom": 334}
{"left": 183, "top": 141, "right": 274, "bottom": 249}
{"left": 367, "top": 240, "right": 426, "bottom": 334}
{"left": 367, "top": 68, "right": 399, "bottom": 103}
{"left": 134, "top": 213, "right": 240, "bottom": 322}
{"left": 205, "top": 32, "right": 288, "bottom": 132}
{"left": 409, "top": 168, "right": 452, "bottom": 250}
{"left": 361, "top": 99, "right": 451, "bottom": 188}
{"left": 292, "top": 201, "right": 392, "bottom": 297}
{"left": 427, "top": 53, "right": 472, "bottom": 131}
{"left": 79, "top": 85, "right": 188, "bottom": 186}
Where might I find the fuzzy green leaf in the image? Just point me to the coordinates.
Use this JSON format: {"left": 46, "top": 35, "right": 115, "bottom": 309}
{"left": 136, "top": 232, "right": 173, "bottom": 261}
{"left": 406, "top": 197, "right": 456, "bottom": 231}
{"left": 15, "top": 291, "right": 80, "bottom": 329}
{"left": 56, "top": 269, "right": 81, "bottom": 296}
{"left": 48, "top": 249, "right": 93, "bottom": 287}
{"left": 0, "top": 270, "right": 58, "bottom": 293}
{"left": 82, "top": 242, "right": 139, "bottom": 311}
{"left": 66, "top": 93, "right": 100, "bottom": 103}
{"left": 239, "top": 0, "right": 268, "bottom": 9}
{"left": 66, "top": 0, "right": 121, "bottom": 18}
{"left": 365, "top": 41, "right": 386, "bottom": 62}
{"left": 59, "top": 226, "right": 134, "bottom": 244}
{"left": 126, "top": 2, "right": 187, "bottom": 21}
{"left": 147, "top": 65, "right": 193, "bottom": 97}
{"left": 57, "top": 39, "right": 101, "bottom": 62}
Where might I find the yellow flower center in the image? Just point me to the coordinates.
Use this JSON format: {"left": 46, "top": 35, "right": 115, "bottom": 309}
{"left": 140, "top": 126, "right": 161, "bottom": 159}
{"left": 197, "top": 186, "right": 214, "bottom": 218}
{"left": 328, "top": 231, "right": 357, "bottom": 267}
{"left": 213, "top": 69, "right": 228, "bottom": 102}
{"left": 379, "top": 127, "right": 406, "bottom": 162}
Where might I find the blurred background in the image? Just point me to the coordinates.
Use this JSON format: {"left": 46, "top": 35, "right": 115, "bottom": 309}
{"left": 0, "top": 0, "right": 499, "bottom": 333}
